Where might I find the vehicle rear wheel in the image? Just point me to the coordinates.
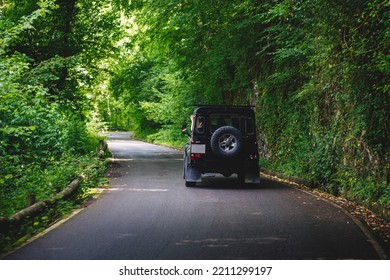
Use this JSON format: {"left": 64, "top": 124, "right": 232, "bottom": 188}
{"left": 185, "top": 181, "right": 196, "bottom": 187}
{"left": 184, "top": 152, "right": 197, "bottom": 187}
{"left": 238, "top": 172, "right": 245, "bottom": 183}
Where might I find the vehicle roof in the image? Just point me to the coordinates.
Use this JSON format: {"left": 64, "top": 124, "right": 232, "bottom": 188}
{"left": 193, "top": 105, "right": 256, "bottom": 116}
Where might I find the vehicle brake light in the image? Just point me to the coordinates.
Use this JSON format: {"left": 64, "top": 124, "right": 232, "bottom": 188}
{"left": 190, "top": 153, "right": 202, "bottom": 161}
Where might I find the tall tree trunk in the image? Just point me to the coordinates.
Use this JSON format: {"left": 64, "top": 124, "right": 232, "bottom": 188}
{"left": 58, "top": 0, "right": 76, "bottom": 92}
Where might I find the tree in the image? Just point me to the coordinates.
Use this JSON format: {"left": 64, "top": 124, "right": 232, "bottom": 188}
{"left": 0, "top": 0, "right": 124, "bottom": 214}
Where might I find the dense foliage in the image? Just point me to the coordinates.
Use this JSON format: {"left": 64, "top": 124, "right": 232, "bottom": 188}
{"left": 0, "top": 0, "right": 122, "bottom": 216}
{"left": 105, "top": 0, "right": 389, "bottom": 206}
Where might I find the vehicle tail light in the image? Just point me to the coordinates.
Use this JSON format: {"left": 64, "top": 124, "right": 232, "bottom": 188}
{"left": 191, "top": 153, "right": 202, "bottom": 161}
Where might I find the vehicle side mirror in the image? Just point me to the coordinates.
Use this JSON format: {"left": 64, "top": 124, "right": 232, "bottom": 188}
{"left": 181, "top": 123, "right": 188, "bottom": 134}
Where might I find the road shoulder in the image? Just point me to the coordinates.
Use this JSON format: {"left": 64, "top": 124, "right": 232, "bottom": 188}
{"left": 260, "top": 171, "right": 389, "bottom": 259}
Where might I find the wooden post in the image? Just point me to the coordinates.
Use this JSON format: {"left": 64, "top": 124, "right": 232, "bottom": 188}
{"left": 26, "top": 194, "right": 36, "bottom": 207}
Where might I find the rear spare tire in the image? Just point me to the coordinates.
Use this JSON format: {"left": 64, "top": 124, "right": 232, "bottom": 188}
{"left": 211, "top": 126, "right": 242, "bottom": 158}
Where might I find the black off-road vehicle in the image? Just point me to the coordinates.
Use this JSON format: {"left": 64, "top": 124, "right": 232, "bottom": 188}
{"left": 182, "top": 105, "right": 260, "bottom": 187}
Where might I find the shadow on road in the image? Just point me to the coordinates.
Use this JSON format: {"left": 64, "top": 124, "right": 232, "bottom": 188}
{"left": 192, "top": 176, "right": 286, "bottom": 191}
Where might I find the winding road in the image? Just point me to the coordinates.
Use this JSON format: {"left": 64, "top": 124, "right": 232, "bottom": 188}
{"left": 4, "top": 132, "right": 384, "bottom": 259}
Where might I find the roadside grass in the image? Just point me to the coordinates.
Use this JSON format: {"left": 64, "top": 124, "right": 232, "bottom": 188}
{"left": 0, "top": 153, "right": 108, "bottom": 256}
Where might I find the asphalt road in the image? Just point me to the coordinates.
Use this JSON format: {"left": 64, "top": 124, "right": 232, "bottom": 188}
{"left": 4, "top": 132, "right": 383, "bottom": 259}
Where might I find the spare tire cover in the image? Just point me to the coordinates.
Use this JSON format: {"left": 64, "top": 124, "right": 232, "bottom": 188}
{"left": 211, "top": 126, "right": 243, "bottom": 158}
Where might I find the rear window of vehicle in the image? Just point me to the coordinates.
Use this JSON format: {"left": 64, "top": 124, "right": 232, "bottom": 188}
{"left": 209, "top": 114, "right": 240, "bottom": 133}
{"left": 195, "top": 116, "right": 205, "bottom": 134}
{"left": 244, "top": 117, "right": 255, "bottom": 135}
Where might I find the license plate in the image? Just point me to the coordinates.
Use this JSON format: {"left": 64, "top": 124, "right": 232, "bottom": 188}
{"left": 191, "top": 144, "right": 206, "bottom": 154}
